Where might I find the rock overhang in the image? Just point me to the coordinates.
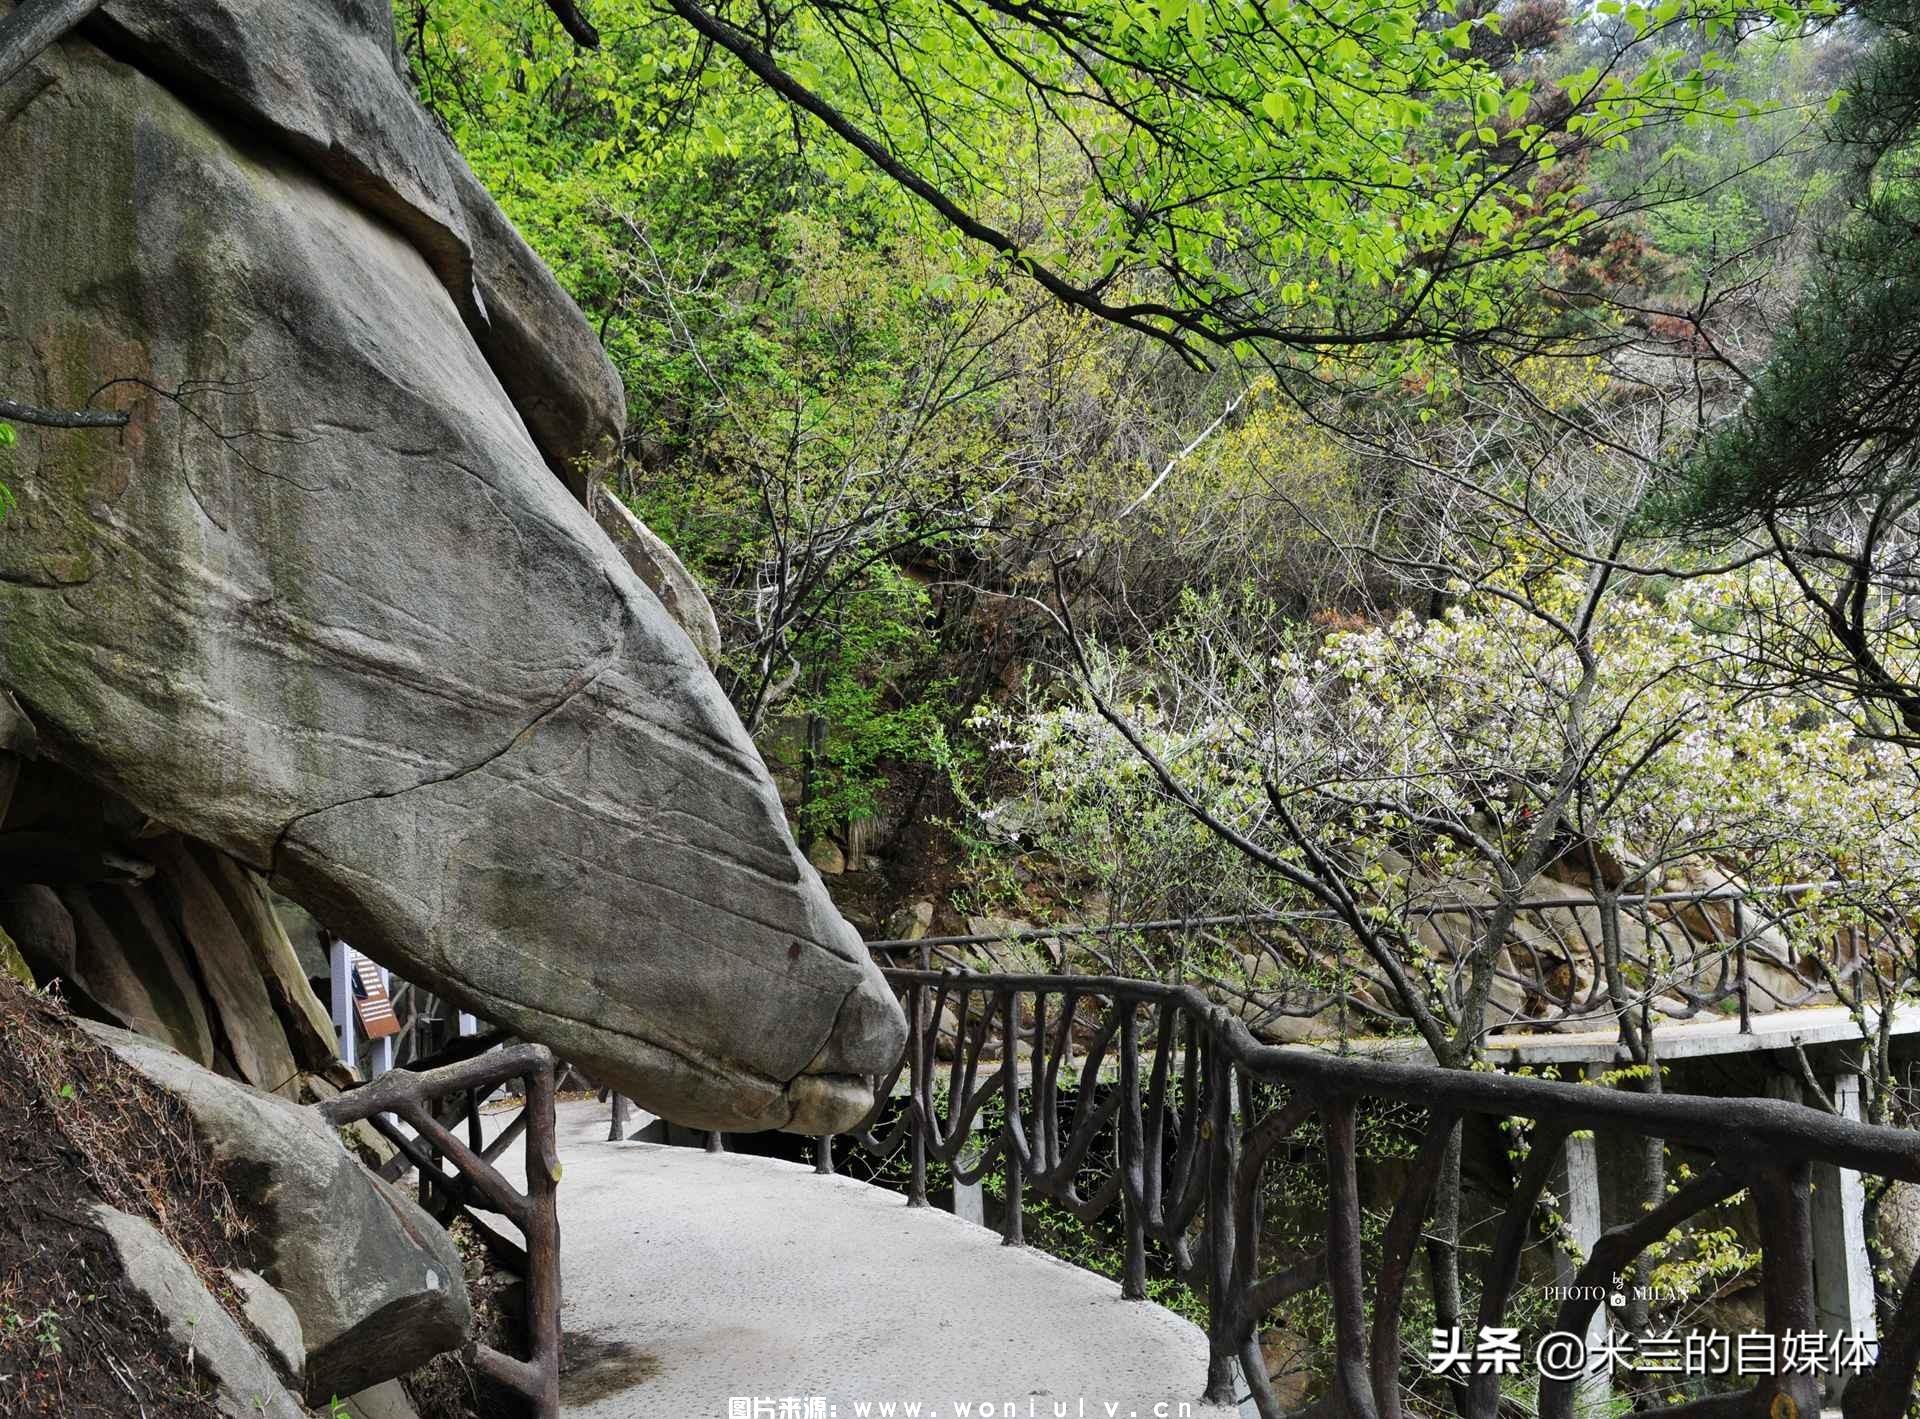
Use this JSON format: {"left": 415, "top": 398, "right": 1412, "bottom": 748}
{"left": 0, "top": 15, "right": 905, "bottom": 1131}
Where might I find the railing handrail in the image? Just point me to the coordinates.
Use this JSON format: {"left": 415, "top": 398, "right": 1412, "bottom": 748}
{"left": 829, "top": 961, "right": 1920, "bottom": 1419}
{"left": 317, "top": 1041, "right": 550, "bottom": 1126}
{"left": 878, "top": 967, "right": 1920, "bottom": 1179}
{"left": 317, "top": 1040, "right": 563, "bottom": 1419}
{"left": 870, "top": 877, "right": 1913, "bottom": 1045}
{"left": 862, "top": 878, "right": 1889, "bottom": 952}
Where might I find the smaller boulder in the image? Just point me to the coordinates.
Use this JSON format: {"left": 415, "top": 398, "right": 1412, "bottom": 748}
{"left": 883, "top": 900, "right": 934, "bottom": 942}
{"left": 590, "top": 485, "right": 723, "bottom": 663}
{"left": 342, "top": 1379, "right": 422, "bottom": 1419}
{"left": 89, "top": 1203, "right": 306, "bottom": 1419}
{"left": 231, "top": 1267, "right": 305, "bottom": 1384}
{"left": 83, "top": 1023, "right": 471, "bottom": 1404}
{"left": 0, "top": 883, "right": 76, "bottom": 981}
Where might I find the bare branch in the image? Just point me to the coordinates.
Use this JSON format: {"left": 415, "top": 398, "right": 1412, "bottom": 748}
{"left": 0, "top": 395, "right": 126, "bottom": 431}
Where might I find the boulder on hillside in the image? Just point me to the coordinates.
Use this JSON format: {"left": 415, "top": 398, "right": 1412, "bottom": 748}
{"left": 231, "top": 1267, "right": 307, "bottom": 1382}
{"left": 85, "top": 1022, "right": 472, "bottom": 1404}
{"left": 343, "top": 1380, "right": 424, "bottom": 1419}
{"left": 90, "top": 1203, "right": 308, "bottom": 1419}
{"left": 590, "top": 484, "right": 724, "bottom": 663}
{"left": 0, "top": 883, "right": 73, "bottom": 981}
{"left": 63, "top": 883, "right": 217, "bottom": 1067}
{"left": 0, "top": 33, "right": 903, "bottom": 1131}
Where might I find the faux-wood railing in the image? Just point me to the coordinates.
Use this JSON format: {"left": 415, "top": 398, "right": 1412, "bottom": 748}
{"left": 817, "top": 964, "right": 1920, "bottom": 1419}
{"left": 317, "top": 1041, "right": 563, "bottom": 1419}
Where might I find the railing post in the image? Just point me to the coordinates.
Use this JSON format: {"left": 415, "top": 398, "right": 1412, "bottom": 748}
{"left": 908, "top": 974, "right": 929, "bottom": 1208}
{"left": 1552, "top": 1101, "right": 1609, "bottom": 1419}
{"left": 1755, "top": 1163, "right": 1824, "bottom": 1419}
{"left": 524, "top": 1055, "right": 563, "bottom": 1419}
{"left": 1118, "top": 999, "right": 1148, "bottom": 1301}
{"left": 1203, "top": 1035, "right": 1239, "bottom": 1407}
{"left": 1000, "top": 989, "right": 1024, "bottom": 1247}
{"left": 1734, "top": 897, "right": 1752, "bottom": 1034}
{"left": 1322, "top": 1097, "right": 1378, "bottom": 1419}
{"left": 1811, "top": 1067, "right": 1876, "bottom": 1401}
{"left": 607, "top": 1090, "right": 628, "bottom": 1142}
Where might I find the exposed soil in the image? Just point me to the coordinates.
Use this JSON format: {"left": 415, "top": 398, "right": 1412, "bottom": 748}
{"left": 0, "top": 979, "right": 254, "bottom": 1417}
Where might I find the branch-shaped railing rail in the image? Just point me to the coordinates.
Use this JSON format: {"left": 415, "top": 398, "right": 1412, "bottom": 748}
{"left": 316, "top": 1041, "right": 562, "bottom": 1419}
{"left": 826, "top": 964, "right": 1920, "bottom": 1419}
{"left": 862, "top": 880, "right": 1911, "bottom": 1044}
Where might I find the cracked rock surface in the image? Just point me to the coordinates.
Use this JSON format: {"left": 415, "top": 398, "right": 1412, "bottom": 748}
{"left": 0, "top": 19, "right": 904, "bottom": 1130}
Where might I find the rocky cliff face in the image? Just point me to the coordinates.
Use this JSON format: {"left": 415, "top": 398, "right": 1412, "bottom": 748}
{"left": 0, "top": 3, "right": 904, "bottom": 1131}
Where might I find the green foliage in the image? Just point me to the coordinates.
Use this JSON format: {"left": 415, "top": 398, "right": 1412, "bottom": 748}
{"left": 1667, "top": 0, "right": 1920, "bottom": 527}
{"left": 651, "top": 0, "right": 1833, "bottom": 369}
{"left": 410, "top": 1, "right": 1038, "bottom": 841}
{"left": 2, "top": 1306, "right": 63, "bottom": 1358}
{"left": 1592, "top": 30, "right": 1850, "bottom": 273}
{"left": 0, "top": 419, "right": 14, "bottom": 524}
{"left": 1681, "top": 192, "right": 1920, "bottom": 522}
{"left": 788, "top": 567, "right": 951, "bottom": 839}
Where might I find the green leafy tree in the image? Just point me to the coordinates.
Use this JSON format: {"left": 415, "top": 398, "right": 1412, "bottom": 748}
{"left": 651, "top": 0, "right": 1815, "bottom": 369}
{"left": 1663, "top": 0, "right": 1920, "bottom": 740}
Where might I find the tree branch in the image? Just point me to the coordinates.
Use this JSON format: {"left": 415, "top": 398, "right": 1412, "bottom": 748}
{"left": 0, "top": 395, "right": 127, "bottom": 431}
{"left": 539, "top": 0, "right": 599, "bottom": 49}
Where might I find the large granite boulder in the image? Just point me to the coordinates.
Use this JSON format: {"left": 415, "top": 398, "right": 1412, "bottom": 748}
{"left": 0, "top": 24, "right": 903, "bottom": 1131}
{"left": 87, "top": 1022, "right": 470, "bottom": 1403}
{"left": 84, "top": 0, "right": 625, "bottom": 487}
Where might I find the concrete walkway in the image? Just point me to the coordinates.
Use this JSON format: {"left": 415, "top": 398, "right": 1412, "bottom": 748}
{"left": 492, "top": 1099, "right": 1231, "bottom": 1419}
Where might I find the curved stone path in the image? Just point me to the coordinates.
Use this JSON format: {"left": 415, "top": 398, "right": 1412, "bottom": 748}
{"left": 494, "top": 1099, "right": 1234, "bottom": 1419}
